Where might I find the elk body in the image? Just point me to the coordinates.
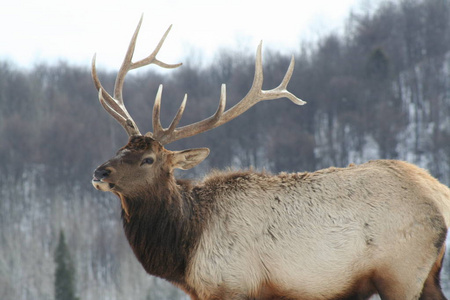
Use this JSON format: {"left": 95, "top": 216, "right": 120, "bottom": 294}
{"left": 91, "top": 17, "right": 450, "bottom": 300}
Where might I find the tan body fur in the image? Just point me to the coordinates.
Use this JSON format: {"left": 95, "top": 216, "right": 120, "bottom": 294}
{"left": 183, "top": 160, "right": 449, "bottom": 299}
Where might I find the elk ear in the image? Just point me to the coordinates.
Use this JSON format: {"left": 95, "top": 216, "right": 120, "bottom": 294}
{"left": 171, "top": 148, "right": 210, "bottom": 170}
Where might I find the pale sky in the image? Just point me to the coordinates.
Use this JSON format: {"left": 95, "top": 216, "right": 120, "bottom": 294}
{"left": 0, "top": 0, "right": 361, "bottom": 71}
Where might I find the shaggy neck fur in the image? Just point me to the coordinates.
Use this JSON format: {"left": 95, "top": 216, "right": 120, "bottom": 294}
{"left": 120, "top": 175, "right": 207, "bottom": 286}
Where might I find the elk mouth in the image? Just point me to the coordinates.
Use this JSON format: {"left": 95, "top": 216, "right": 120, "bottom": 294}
{"left": 92, "top": 177, "right": 116, "bottom": 191}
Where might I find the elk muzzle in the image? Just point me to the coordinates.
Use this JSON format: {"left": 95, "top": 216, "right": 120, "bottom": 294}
{"left": 92, "top": 166, "right": 115, "bottom": 191}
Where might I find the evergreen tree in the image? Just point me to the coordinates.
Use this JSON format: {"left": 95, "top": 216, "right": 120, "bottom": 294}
{"left": 54, "top": 230, "right": 79, "bottom": 300}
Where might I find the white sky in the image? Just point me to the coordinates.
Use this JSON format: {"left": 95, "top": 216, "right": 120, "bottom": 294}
{"left": 0, "top": 0, "right": 361, "bottom": 71}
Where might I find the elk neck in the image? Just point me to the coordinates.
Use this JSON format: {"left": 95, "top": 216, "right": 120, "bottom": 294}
{"left": 119, "top": 173, "right": 209, "bottom": 285}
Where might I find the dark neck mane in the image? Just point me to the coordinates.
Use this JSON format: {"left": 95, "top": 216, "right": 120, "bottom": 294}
{"left": 121, "top": 178, "right": 205, "bottom": 285}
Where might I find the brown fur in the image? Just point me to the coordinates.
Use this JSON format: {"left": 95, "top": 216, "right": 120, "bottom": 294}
{"left": 420, "top": 245, "right": 447, "bottom": 300}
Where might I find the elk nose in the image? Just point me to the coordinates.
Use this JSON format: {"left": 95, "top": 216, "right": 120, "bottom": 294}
{"left": 94, "top": 167, "right": 111, "bottom": 180}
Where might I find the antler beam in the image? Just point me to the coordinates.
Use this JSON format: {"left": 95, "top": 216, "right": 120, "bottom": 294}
{"left": 152, "top": 42, "right": 305, "bottom": 145}
{"left": 91, "top": 15, "right": 182, "bottom": 137}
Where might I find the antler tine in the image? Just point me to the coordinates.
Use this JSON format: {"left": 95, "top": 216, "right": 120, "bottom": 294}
{"left": 92, "top": 56, "right": 141, "bottom": 136}
{"left": 152, "top": 85, "right": 164, "bottom": 139}
{"left": 113, "top": 15, "right": 144, "bottom": 103}
{"left": 264, "top": 54, "right": 304, "bottom": 105}
{"left": 166, "top": 93, "right": 187, "bottom": 136}
{"left": 154, "top": 42, "right": 304, "bottom": 145}
{"left": 228, "top": 42, "right": 305, "bottom": 107}
{"left": 131, "top": 24, "right": 182, "bottom": 70}
{"left": 97, "top": 88, "right": 140, "bottom": 135}
{"left": 149, "top": 84, "right": 187, "bottom": 141}
{"left": 114, "top": 16, "right": 182, "bottom": 103}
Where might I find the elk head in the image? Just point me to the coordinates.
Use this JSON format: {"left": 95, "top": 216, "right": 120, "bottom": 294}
{"left": 91, "top": 16, "right": 305, "bottom": 198}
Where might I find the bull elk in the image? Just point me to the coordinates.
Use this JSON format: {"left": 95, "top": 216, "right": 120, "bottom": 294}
{"left": 91, "top": 16, "right": 450, "bottom": 300}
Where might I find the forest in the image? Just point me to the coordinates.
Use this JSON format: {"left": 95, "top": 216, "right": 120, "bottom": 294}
{"left": 1, "top": 0, "right": 450, "bottom": 299}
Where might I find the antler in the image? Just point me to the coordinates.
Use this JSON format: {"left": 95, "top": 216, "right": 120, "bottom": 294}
{"left": 91, "top": 15, "right": 182, "bottom": 137}
{"left": 93, "top": 16, "right": 305, "bottom": 144}
{"left": 152, "top": 42, "right": 306, "bottom": 145}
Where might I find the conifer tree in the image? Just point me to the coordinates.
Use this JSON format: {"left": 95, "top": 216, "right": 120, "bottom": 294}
{"left": 54, "top": 230, "right": 79, "bottom": 300}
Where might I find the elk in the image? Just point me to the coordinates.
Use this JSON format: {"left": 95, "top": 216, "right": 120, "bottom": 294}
{"left": 91, "top": 17, "right": 450, "bottom": 300}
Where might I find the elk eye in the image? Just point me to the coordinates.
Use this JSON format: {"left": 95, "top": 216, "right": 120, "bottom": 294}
{"left": 141, "top": 157, "right": 154, "bottom": 165}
